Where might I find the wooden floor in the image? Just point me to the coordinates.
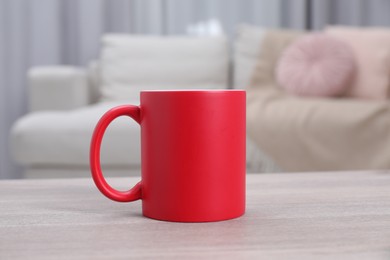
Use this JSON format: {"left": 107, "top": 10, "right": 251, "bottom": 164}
{"left": 0, "top": 171, "right": 390, "bottom": 259}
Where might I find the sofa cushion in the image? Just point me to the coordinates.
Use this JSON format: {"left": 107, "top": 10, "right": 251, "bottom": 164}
{"left": 100, "top": 34, "right": 229, "bottom": 101}
{"left": 233, "top": 24, "right": 266, "bottom": 89}
{"left": 276, "top": 33, "right": 356, "bottom": 97}
{"left": 249, "top": 29, "right": 304, "bottom": 89}
{"left": 11, "top": 102, "right": 141, "bottom": 167}
{"left": 247, "top": 88, "right": 390, "bottom": 171}
{"left": 326, "top": 26, "right": 390, "bottom": 100}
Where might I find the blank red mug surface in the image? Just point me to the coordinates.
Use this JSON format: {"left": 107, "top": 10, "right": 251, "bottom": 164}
{"left": 90, "top": 90, "right": 246, "bottom": 222}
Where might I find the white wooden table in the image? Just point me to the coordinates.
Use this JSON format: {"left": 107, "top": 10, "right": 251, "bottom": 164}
{"left": 1, "top": 171, "right": 390, "bottom": 259}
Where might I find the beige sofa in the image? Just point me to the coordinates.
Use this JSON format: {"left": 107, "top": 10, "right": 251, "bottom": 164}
{"left": 247, "top": 29, "right": 390, "bottom": 172}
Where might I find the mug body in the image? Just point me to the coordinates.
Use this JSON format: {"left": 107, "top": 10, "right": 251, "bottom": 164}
{"left": 140, "top": 90, "right": 246, "bottom": 222}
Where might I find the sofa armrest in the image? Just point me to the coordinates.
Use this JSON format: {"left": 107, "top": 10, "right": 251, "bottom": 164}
{"left": 28, "top": 66, "right": 90, "bottom": 112}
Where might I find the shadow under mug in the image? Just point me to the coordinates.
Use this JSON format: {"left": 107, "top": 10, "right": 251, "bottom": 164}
{"left": 90, "top": 90, "right": 246, "bottom": 222}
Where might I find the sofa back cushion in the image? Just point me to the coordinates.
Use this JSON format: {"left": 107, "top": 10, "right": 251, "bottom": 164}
{"left": 326, "top": 26, "right": 390, "bottom": 100}
{"left": 249, "top": 29, "right": 304, "bottom": 88}
{"left": 100, "top": 34, "right": 229, "bottom": 101}
{"left": 233, "top": 24, "right": 266, "bottom": 89}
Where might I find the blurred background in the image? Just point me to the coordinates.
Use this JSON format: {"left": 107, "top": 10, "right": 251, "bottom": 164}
{"left": 2, "top": 0, "right": 390, "bottom": 179}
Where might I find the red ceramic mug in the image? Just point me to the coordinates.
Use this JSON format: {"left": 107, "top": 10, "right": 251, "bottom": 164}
{"left": 90, "top": 90, "right": 246, "bottom": 222}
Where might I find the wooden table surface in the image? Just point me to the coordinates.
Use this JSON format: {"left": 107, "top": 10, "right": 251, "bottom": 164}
{"left": 1, "top": 171, "right": 390, "bottom": 259}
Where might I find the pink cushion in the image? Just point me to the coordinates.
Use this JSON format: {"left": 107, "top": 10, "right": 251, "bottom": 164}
{"left": 326, "top": 26, "right": 390, "bottom": 100}
{"left": 276, "top": 33, "right": 356, "bottom": 97}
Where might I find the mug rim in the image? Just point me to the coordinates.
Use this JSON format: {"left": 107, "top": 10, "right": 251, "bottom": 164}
{"left": 141, "top": 89, "right": 245, "bottom": 93}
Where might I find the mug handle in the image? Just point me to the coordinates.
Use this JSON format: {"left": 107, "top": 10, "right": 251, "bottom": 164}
{"left": 90, "top": 105, "right": 142, "bottom": 202}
